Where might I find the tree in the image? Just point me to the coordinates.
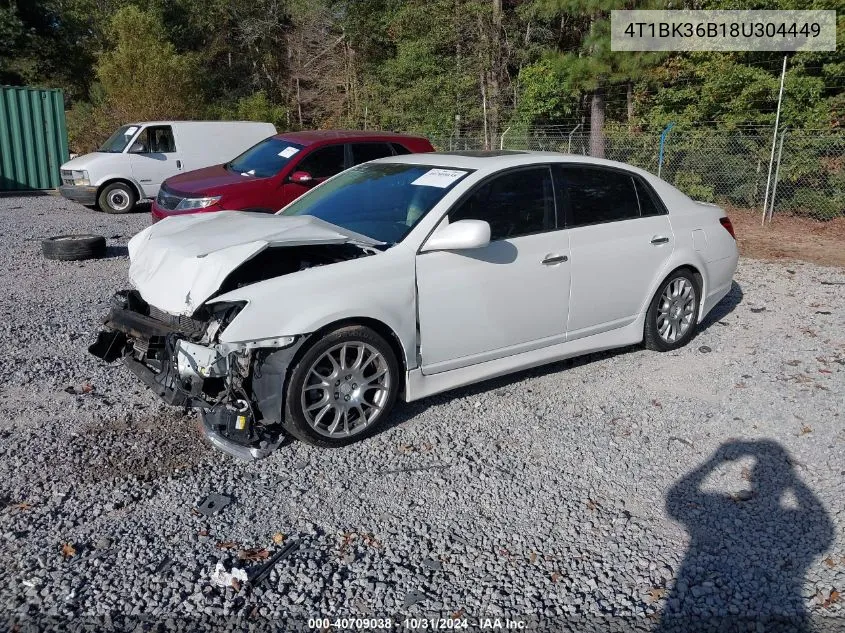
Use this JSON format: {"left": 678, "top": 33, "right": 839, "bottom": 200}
{"left": 96, "top": 6, "right": 200, "bottom": 123}
{"left": 0, "top": 0, "right": 97, "bottom": 99}
{"left": 526, "top": 0, "right": 666, "bottom": 156}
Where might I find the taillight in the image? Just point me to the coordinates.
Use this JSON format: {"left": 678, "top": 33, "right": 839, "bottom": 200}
{"left": 719, "top": 216, "right": 736, "bottom": 240}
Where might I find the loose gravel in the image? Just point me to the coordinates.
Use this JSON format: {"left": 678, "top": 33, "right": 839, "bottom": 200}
{"left": 0, "top": 194, "right": 843, "bottom": 631}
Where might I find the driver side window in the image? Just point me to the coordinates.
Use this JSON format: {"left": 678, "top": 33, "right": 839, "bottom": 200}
{"left": 131, "top": 126, "right": 175, "bottom": 153}
{"left": 296, "top": 144, "right": 346, "bottom": 179}
{"left": 449, "top": 167, "right": 556, "bottom": 241}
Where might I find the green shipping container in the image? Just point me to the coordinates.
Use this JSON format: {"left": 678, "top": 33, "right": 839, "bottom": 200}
{"left": 0, "top": 86, "right": 69, "bottom": 191}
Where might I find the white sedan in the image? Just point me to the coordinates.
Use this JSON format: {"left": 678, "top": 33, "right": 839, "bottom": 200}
{"left": 89, "top": 151, "right": 738, "bottom": 458}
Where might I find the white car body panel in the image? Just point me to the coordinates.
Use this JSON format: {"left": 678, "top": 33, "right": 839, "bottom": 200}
{"left": 61, "top": 121, "right": 276, "bottom": 199}
{"left": 416, "top": 229, "right": 571, "bottom": 374}
{"left": 126, "top": 151, "right": 739, "bottom": 403}
{"left": 565, "top": 215, "right": 675, "bottom": 340}
{"left": 212, "top": 248, "right": 419, "bottom": 369}
{"left": 128, "top": 212, "right": 380, "bottom": 316}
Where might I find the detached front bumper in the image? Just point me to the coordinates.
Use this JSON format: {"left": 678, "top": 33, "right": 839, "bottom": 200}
{"left": 88, "top": 290, "right": 298, "bottom": 459}
{"left": 59, "top": 185, "right": 98, "bottom": 206}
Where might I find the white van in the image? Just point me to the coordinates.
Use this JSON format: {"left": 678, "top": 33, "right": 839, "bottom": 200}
{"left": 59, "top": 121, "right": 276, "bottom": 213}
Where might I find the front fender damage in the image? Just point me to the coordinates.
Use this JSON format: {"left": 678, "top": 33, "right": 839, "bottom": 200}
{"left": 89, "top": 289, "right": 306, "bottom": 460}
{"left": 200, "top": 343, "right": 305, "bottom": 460}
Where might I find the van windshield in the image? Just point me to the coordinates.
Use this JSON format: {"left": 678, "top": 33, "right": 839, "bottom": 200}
{"left": 279, "top": 163, "right": 471, "bottom": 245}
{"left": 226, "top": 138, "right": 305, "bottom": 178}
{"left": 99, "top": 125, "right": 140, "bottom": 153}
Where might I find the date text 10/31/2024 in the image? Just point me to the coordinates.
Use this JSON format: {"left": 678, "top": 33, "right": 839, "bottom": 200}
{"left": 307, "top": 617, "right": 529, "bottom": 630}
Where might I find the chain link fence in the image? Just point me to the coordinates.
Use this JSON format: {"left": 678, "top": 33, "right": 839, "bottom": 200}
{"left": 427, "top": 127, "right": 845, "bottom": 223}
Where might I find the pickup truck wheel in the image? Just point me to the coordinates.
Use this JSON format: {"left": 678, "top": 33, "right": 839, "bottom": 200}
{"left": 98, "top": 182, "right": 136, "bottom": 214}
{"left": 283, "top": 326, "right": 399, "bottom": 447}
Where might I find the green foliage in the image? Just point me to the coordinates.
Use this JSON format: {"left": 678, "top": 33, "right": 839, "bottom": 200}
{"left": 514, "top": 60, "right": 578, "bottom": 125}
{"left": 0, "top": 0, "right": 842, "bottom": 217}
{"left": 214, "top": 91, "right": 289, "bottom": 129}
{"left": 784, "top": 189, "right": 845, "bottom": 221}
{"left": 359, "top": 0, "right": 481, "bottom": 134}
{"left": 96, "top": 6, "right": 201, "bottom": 123}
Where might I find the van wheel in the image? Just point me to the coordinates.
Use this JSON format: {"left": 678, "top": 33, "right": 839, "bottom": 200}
{"left": 98, "top": 182, "right": 136, "bottom": 214}
{"left": 283, "top": 326, "right": 400, "bottom": 447}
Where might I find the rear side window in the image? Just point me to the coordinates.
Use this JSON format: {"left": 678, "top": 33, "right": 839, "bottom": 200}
{"left": 449, "top": 167, "right": 555, "bottom": 241}
{"left": 296, "top": 144, "right": 346, "bottom": 179}
{"left": 350, "top": 143, "right": 394, "bottom": 165}
{"left": 390, "top": 142, "right": 412, "bottom": 155}
{"left": 634, "top": 177, "right": 665, "bottom": 217}
{"left": 562, "top": 167, "right": 640, "bottom": 227}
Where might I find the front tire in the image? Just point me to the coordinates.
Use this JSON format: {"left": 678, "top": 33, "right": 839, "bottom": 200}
{"left": 644, "top": 269, "right": 701, "bottom": 352}
{"left": 283, "top": 326, "right": 400, "bottom": 447}
{"left": 98, "top": 182, "right": 137, "bottom": 214}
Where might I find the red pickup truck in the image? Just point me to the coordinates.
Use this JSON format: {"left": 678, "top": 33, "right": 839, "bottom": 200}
{"left": 151, "top": 130, "right": 434, "bottom": 222}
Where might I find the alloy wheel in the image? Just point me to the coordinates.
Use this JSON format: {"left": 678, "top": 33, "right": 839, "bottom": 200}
{"left": 656, "top": 277, "right": 697, "bottom": 343}
{"left": 300, "top": 342, "right": 392, "bottom": 438}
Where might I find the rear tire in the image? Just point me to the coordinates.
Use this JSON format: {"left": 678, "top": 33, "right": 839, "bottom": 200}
{"left": 98, "top": 182, "right": 137, "bottom": 214}
{"left": 283, "top": 326, "right": 400, "bottom": 447}
{"left": 644, "top": 269, "right": 701, "bottom": 352}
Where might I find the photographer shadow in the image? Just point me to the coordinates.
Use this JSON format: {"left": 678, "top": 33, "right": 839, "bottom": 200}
{"left": 656, "top": 439, "right": 834, "bottom": 633}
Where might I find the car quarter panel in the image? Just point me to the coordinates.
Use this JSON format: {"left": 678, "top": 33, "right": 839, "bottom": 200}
{"left": 664, "top": 200, "right": 738, "bottom": 317}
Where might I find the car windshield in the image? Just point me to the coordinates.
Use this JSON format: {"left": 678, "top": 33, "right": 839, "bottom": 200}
{"left": 98, "top": 125, "right": 140, "bottom": 153}
{"left": 226, "top": 138, "right": 305, "bottom": 178}
{"left": 279, "top": 162, "right": 471, "bottom": 245}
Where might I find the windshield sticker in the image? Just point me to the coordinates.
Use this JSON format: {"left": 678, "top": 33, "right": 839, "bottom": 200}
{"left": 278, "top": 146, "right": 299, "bottom": 158}
{"left": 411, "top": 169, "right": 467, "bottom": 188}
{"left": 241, "top": 169, "right": 256, "bottom": 177}
{"left": 125, "top": 126, "right": 138, "bottom": 136}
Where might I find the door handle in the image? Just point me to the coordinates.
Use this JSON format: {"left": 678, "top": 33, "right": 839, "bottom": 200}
{"left": 176, "top": 160, "right": 182, "bottom": 170}
{"left": 542, "top": 254, "right": 568, "bottom": 265}
{"left": 651, "top": 236, "right": 670, "bottom": 245}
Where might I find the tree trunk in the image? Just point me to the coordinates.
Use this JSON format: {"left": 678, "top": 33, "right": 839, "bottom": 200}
{"left": 590, "top": 88, "right": 605, "bottom": 158}
{"left": 480, "top": 71, "right": 489, "bottom": 150}
{"left": 627, "top": 82, "right": 634, "bottom": 125}
{"left": 296, "top": 76, "right": 303, "bottom": 128}
{"left": 488, "top": 0, "right": 502, "bottom": 141}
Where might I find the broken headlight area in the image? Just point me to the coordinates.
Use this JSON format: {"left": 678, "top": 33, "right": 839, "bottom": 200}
{"left": 88, "top": 289, "right": 301, "bottom": 459}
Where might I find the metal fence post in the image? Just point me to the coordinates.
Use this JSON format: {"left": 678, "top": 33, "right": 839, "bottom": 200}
{"left": 762, "top": 56, "right": 788, "bottom": 226}
{"left": 657, "top": 122, "right": 674, "bottom": 179}
{"left": 567, "top": 123, "right": 582, "bottom": 153}
{"left": 500, "top": 126, "right": 511, "bottom": 150}
{"left": 767, "top": 127, "right": 788, "bottom": 222}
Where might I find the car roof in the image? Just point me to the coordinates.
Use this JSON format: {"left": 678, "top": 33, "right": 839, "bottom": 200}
{"left": 372, "top": 150, "right": 695, "bottom": 210}
{"left": 274, "top": 130, "right": 427, "bottom": 146}
{"left": 126, "top": 121, "right": 267, "bottom": 126}
{"left": 374, "top": 150, "right": 646, "bottom": 172}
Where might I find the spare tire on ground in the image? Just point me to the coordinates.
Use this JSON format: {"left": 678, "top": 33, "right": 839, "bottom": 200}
{"left": 42, "top": 235, "right": 107, "bottom": 261}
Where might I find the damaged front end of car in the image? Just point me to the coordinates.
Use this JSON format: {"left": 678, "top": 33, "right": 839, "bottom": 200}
{"left": 89, "top": 289, "right": 304, "bottom": 460}
{"left": 88, "top": 212, "right": 387, "bottom": 458}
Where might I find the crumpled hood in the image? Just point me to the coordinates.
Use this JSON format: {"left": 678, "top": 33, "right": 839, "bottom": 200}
{"left": 128, "top": 211, "right": 380, "bottom": 316}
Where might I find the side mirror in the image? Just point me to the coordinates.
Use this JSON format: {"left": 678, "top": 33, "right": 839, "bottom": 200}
{"left": 128, "top": 141, "right": 145, "bottom": 153}
{"left": 290, "top": 170, "right": 313, "bottom": 184}
{"left": 421, "top": 219, "right": 491, "bottom": 252}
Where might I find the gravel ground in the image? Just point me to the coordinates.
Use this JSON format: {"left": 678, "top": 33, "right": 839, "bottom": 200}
{"left": 0, "top": 194, "right": 843, "bottom": 632}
